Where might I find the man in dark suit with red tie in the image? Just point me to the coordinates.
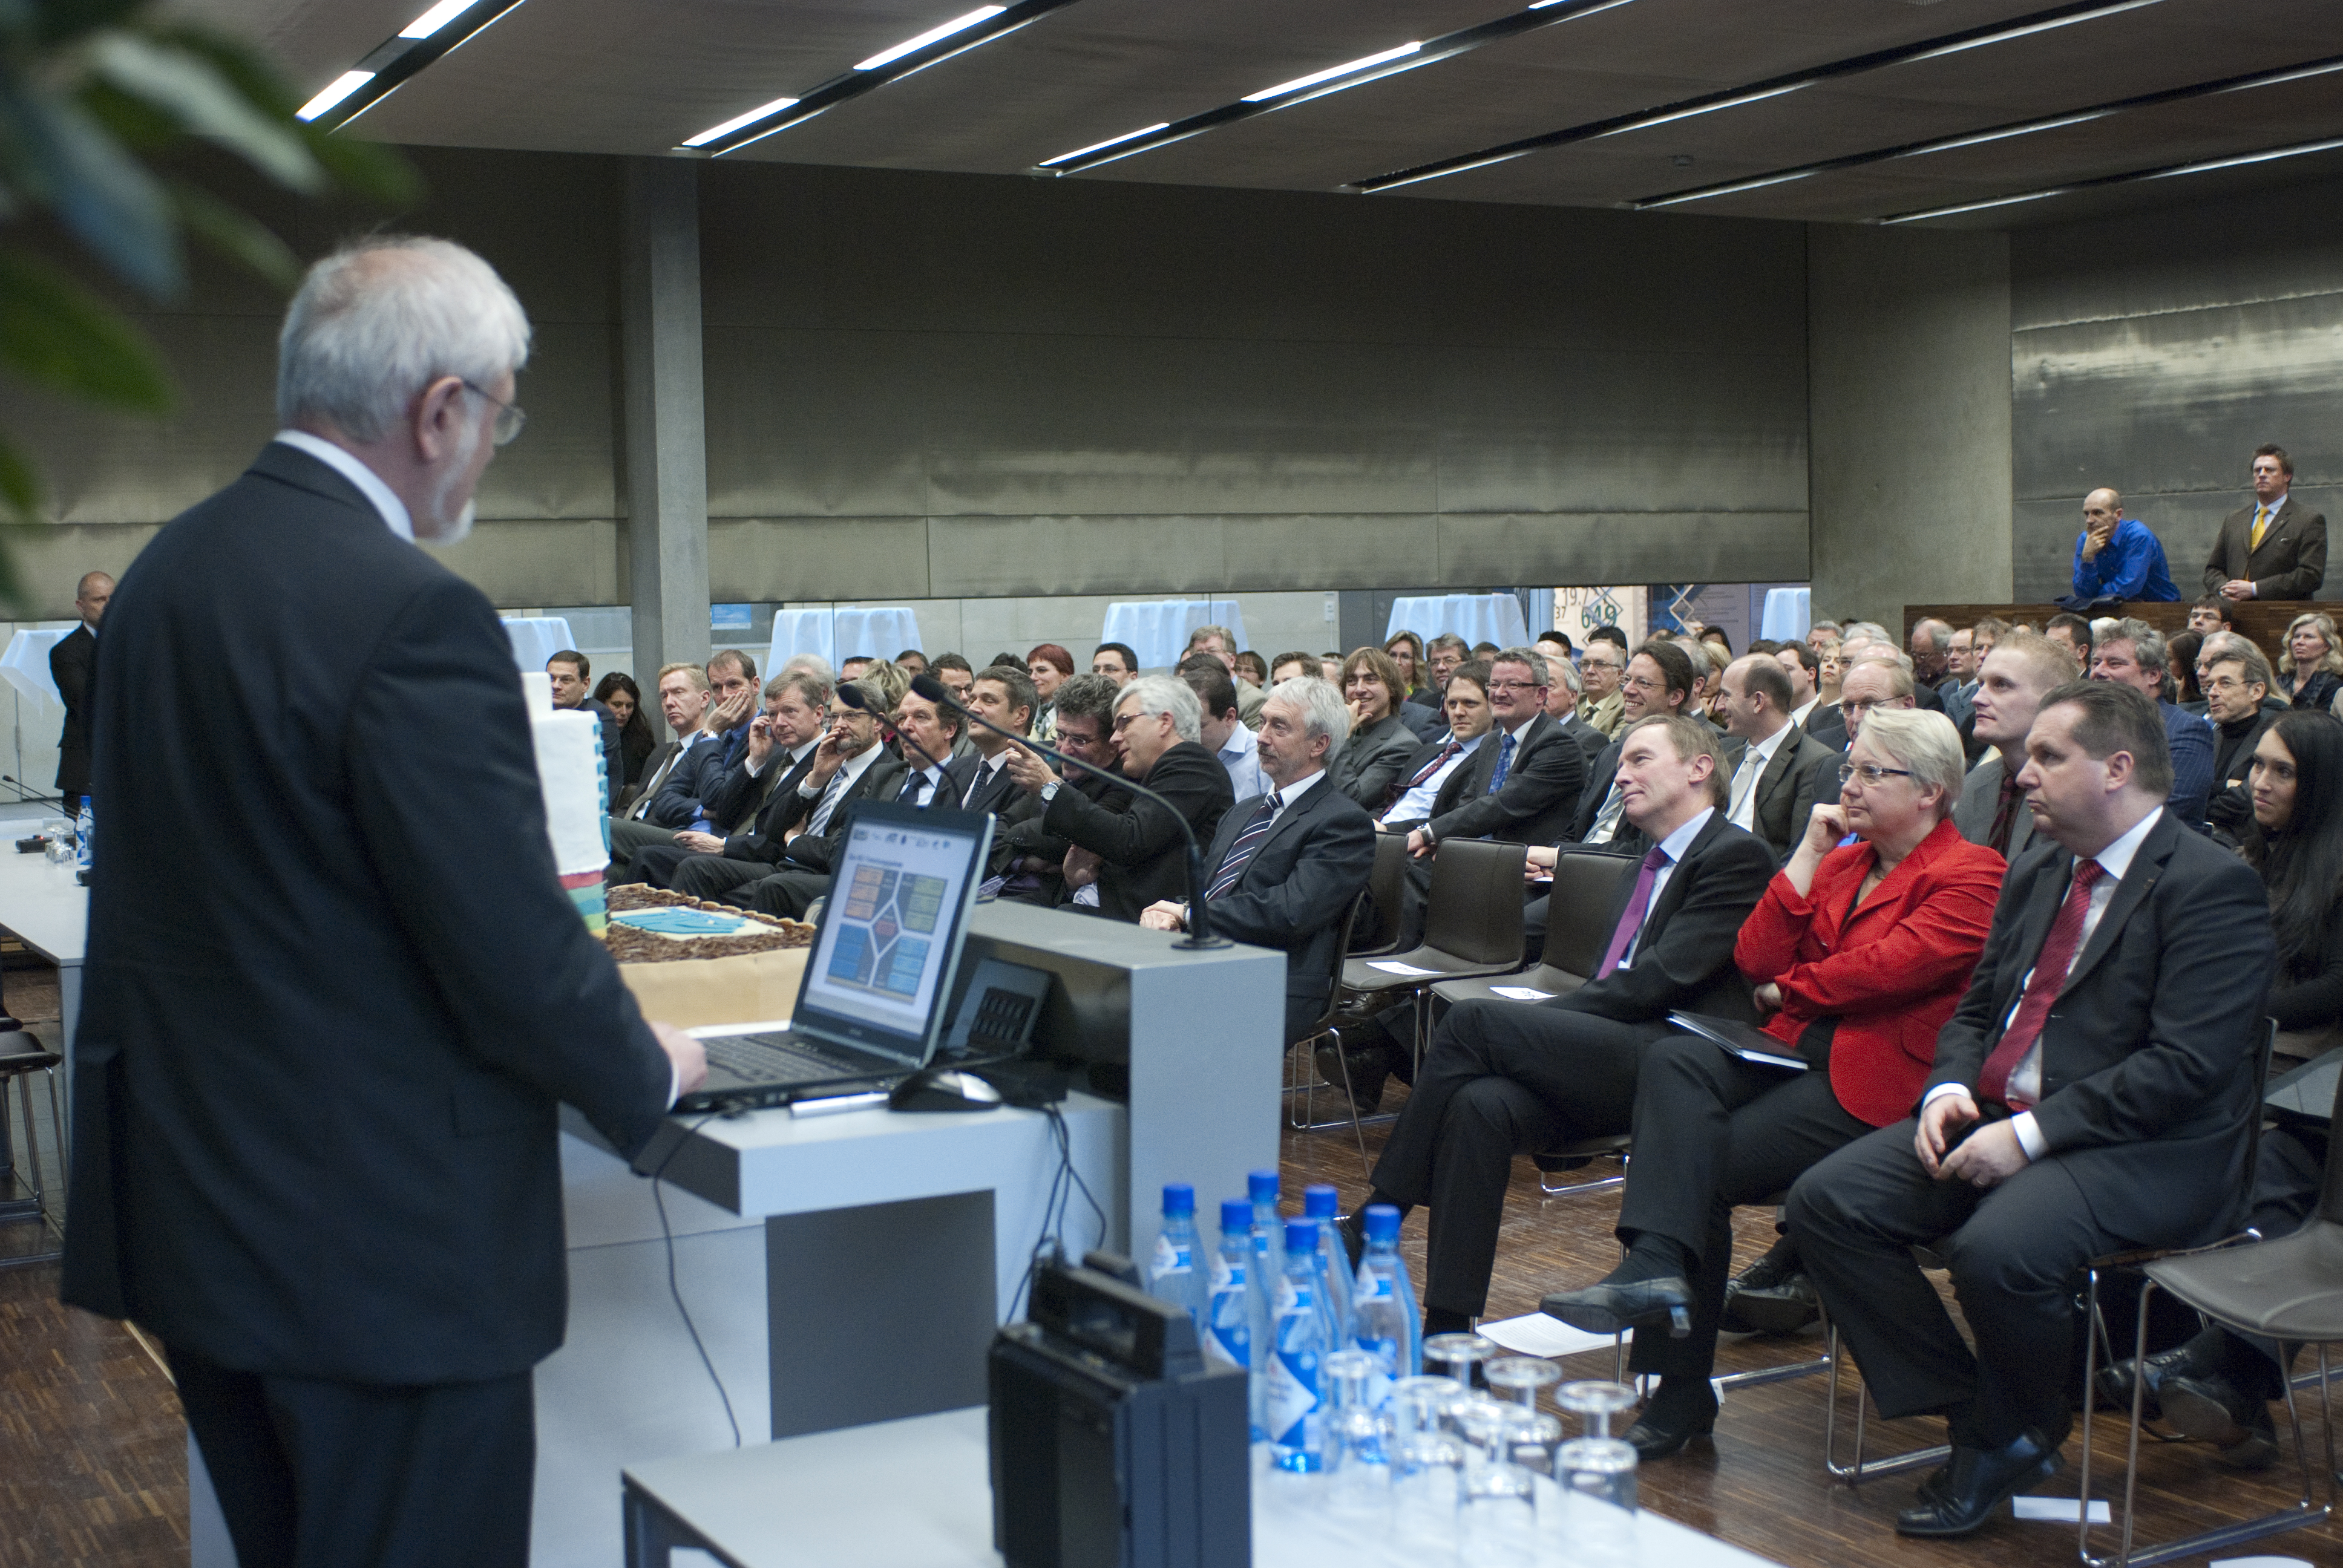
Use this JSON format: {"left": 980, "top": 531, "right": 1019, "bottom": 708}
{"left": 1349, "top": 714, "right": 1774, "bottom": 1331}
{"left": 61, "top": 238, "right": 706, "bottom": 1566}
{"left": 1141, "top": 678, "right": 1375, "bottom": 1044}
{"left": 2204, "top": 443, "right": 2325, "bottom": 602}
{"left": 1788, "top": 681, "right": 2274, "bottom": 1538}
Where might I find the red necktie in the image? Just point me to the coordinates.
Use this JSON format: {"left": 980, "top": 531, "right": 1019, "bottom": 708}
{"left": 1977, "top": 861, "right": 2103, "bottom": 1109}
{"left": 1384, "top": 740, "right": 1461, "bottom": 813}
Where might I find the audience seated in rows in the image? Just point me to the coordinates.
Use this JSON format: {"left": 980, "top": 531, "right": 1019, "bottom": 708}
{"left": 1181, "top": 656, "right": 1265, "bottom": 803}
{"left": 628, "top": 668, "right": 830, "bottom": 892}
{"left": 592, "top": 671, "right": 655, "bottom": 791}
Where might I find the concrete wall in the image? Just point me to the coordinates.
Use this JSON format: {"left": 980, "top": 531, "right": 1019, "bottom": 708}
{"left": 1806, "top": 223, "right": 2014, "bottom": 629}
{"left": 0, "top": 147, "right": 1811, "bottom": 624}
{"left": 2010, "top": 174, "right": 2343, "bottom": 603}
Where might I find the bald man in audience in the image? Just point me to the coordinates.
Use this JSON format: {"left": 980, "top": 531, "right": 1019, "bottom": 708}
{"left": 2071, "top": 486, "right": 2178, "bottom": 603}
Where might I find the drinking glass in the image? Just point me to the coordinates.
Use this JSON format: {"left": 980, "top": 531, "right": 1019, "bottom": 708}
{"left": 1485, "top": 1355, "right": 1562, "bottom": 1411}
{"left": 1391, "top": 1375, "right": 1466, "bottom": 1555}
{"left": 1322, "top": 1350, "right": 1391, "bottom": 1520}
{"left": 1556, "top": 1380, "right": 1640, "bottom": 1514}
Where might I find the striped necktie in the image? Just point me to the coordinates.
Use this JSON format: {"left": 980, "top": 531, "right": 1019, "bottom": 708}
{"left": 1486, "top": 730, "right": 1518, "bottom": 793}
{"left": 806, "top": 769, "right": 851, "bottom": 836}
{"left": 1384, "top": 740, "right": 1461, "bottom": 813}
{"left": 1207, "top": 796, "right": 1279, "bottom": 900}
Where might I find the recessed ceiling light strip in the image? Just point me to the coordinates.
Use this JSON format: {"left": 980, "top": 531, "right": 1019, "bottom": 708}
{"left": 685, "top": 0, "right": 1081, "bottom": 154}
{"left": 1037, "top": 0, "right": 1639, "bottom": 175}
{"left": 1630, "top": 53, "right": 2343, "bottom": 211}
{"left": 1349, "top": 0, "right": 2171, "bottom": 193}
{"left": 1879, "top": 134, "right": 2343, "bottom": 224}
{"left": 295, "top": 0, "right": 528, "bottom": 128}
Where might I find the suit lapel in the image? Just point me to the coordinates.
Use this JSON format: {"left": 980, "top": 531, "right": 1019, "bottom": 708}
{"left": 2058, "top": 814, "right": 2174, "bottom": 998}
{"left": 1639, "top": 812, "right": 1726, "bottom": 937}
{"left": 1246, "top": 776, "right": 1327, "bottom": 871}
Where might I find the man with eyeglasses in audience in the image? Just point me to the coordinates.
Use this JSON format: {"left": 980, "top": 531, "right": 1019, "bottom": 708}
{"left": 2200, "top": 639, "right": 2280, "bottom": 838}
{"left": 1580, "top": 633, "right": 1630, "bottom": 739}
{"left": 1573, "top": 640, "right": 1724, "bottom": 848}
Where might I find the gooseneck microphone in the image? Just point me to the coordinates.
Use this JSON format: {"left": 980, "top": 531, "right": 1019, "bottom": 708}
{"left": 833, "top": 682, "right": 949, "bottom": 783}
{"left": 909, "top": 672, "right": 1228, "bottom": 950}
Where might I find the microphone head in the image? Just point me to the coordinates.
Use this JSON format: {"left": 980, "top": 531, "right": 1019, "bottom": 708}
{"left": 909, "top": 673, "right": 953, "bottom": 706}
{"left": 834, "top": 682, "right": 870, "bottom": 711}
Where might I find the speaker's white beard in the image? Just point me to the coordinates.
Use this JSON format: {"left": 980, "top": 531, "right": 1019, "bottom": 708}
{"left": 417, "top": 420, "right": 482, "bottom": 544}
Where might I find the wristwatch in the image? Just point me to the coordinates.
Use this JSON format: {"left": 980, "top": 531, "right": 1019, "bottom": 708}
{"left": 1039, "top": 780, "right": 1061, "bottom": 803}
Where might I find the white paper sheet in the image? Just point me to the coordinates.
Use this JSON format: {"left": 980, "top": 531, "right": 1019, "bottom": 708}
{"left": 1479, "top": 1313, "right": 1621, "bottom": 1359}
{"left": 2209, "top": 1558, "right": 2314, "bottom": 1567}
{"left": 2012, "top": 1497, "right": 2112, "bottom": 1523}
{"left": 1368, "top": 960, "right": 1441, "bottom": 976}
{"left": 1491, "top": 985, "right": 1555, "bottom": 1001}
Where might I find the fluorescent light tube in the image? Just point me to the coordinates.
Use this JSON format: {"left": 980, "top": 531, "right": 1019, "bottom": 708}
{"left": 1244, "top": 42, "right": 1421, "bottom": 103}
{"left": 399, "top": 0, "right": 475, "bottom": 39}
{"left": 1594, "top": 79, "right": 1810, "bottom": 137}
{"left": 683, "top": 97, "right": 803, "bottom": 147}
{"left": 297, "top": 71, "right": 375, "bottom": 122}
{"left": 856, "top": 6, "right": 1005, "bottom": 71}
{"left": 1899, "top": 0, "right": 2163, "bottom": 64}
{"left": 1040, "top": 123, "right": 1172, "bottom": 168}
{"left": 2144, "top": 136, "right": 2343, "bottom": 179}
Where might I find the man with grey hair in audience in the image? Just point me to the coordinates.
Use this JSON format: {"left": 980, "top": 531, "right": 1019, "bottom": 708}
{"left": 2088, "top": 616, "right": 2215, "bottom": 831}
{"left": 1005, "top": 673, "right": 1234, "bottom": 920}
{"left": 62, "top": 235, "right": 703, "bottom": 1566}
{"left": 1542, "top": 648, "right": 1607, "bottom": 762}
{"left": 2200, "top": 638, "right": 2281, "bottom": 837}
{"left": 1142, "top": 678, "right": 1375, "bottom": 1042}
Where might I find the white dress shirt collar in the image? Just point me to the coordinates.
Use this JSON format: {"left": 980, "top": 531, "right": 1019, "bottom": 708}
{"left": 272, "top": 431, "right": 413, "bottom": 541}
{"left": 2083, "top": 805, "right": 2160, "bottom": 885}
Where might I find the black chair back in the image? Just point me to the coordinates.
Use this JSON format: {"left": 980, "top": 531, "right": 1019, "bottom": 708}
{"left": 1349, "top": 833, "right": 1409, "bottom": 956}
{"left": 1544, "top": 848, "right": 1639, "bottom": 981}
{"left": 1420, "top": 839, "right": 1528, "bottom": 968}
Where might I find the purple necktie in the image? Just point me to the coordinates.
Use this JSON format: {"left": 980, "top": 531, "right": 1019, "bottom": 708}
{"left": 1594, "top": 846, "right": 1671, "bottom": 979}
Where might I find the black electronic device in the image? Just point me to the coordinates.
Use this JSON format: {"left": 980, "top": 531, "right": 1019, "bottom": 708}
{"left": 887, "top": 1067, "right": 1004, "bottom": 1113}
{"left": 944, "top": 956, "right": 1054, "bottom": 1059}
{"left": 988, "top": 1259, "right": 1249, "bottom": 1568}
{"left": 1669, "top": 1011, "right": 1810, "bottom": 1072}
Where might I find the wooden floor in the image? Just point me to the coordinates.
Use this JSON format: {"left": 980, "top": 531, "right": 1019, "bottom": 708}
{"left": 3, "top": 976, "right": 2337, "bottom": 1567}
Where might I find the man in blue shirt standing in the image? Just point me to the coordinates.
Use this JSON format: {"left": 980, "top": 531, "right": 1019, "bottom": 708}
{"left": 2072, "top": 486, "right": 2178, "bottom": 602}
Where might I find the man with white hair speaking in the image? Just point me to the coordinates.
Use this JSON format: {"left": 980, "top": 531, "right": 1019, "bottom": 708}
{"left": 1142, "top": 678, "right": 1377, "bottom": 1044}
{"left": 61, "top": 237, "right": 706, "bottom": 1567}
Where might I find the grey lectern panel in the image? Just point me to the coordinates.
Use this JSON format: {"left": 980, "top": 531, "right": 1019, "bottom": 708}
{"left": 767, "top": 1190, "right": 995, "bottom": 1439}
{"left": 962, "top": 902, "right": 1283, "bottom": 1289}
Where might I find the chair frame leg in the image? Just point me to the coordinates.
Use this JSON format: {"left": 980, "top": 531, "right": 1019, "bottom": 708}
{"left": 2077, "top": 1277, "right": 2330, "bottom": 1568}
{"left": 1280, "top": 1030, "right": 1374, "bottom": 1183}
{"left": 1822, "top": 1321, "right": 1952, "bottom": 1485}
{"left": 0, "top": 1066, "right": 63, "bottom": 1269}
{"left": 1537, "top": 1154, "right": 1627, "bottom": 1198}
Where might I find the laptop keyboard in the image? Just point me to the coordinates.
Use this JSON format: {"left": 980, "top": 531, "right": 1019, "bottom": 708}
{"left": 704, "top": 1033, "right": 883, "bottom": 1083}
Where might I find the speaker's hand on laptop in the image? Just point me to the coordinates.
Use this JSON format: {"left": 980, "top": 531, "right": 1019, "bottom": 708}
{"left": 652, "top": 1022, "right": 708, "bottom": 1100}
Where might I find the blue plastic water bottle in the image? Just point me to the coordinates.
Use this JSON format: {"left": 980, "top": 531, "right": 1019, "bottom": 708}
{"left": 1245, "top": 1170, "right": 1280, "bottom": 1445}
{"left": 74, "top": 797, "right": 92, "bottom": 877}
{"left": 1269, "top": 1219, "right": 1336, "bottom": 1472}
{"left": 1206, "top": 1200, "right": 1257, "bottom": 1432}
{"left": 1351, "top": 1204, "right": 1421, "bottom": 1414}
{"left": 1147, "top": 1183, "right": 1205, "bottom": 1329}
{"left": 1302, "top": 1184, "right": 1355, "bottom": 1344}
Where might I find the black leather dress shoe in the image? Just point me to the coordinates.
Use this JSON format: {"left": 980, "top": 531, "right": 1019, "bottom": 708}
{"left": 1718, "top": 1251, "right": 1790, "bottom": 1334}
{"left": 1625, "top": 1402, "right": 1717, "bottom": 1460}
{"left": 1726, "top": 1269, "right": 1820, "bottom": 1336}
{"left": 1893, "top": 1429, "right": 2063, "bottom": 1538}
{"left": 2095, "top": 1338, "right": 2217, "bottom": 1423}
{"left": 2161, "top": 1374, "right": 2280, "bottom": 1469}
{"left": 1539, "top": 1276, "right": 1694, "bottom": 1338}
{"left": 1314, "top": 1042, "right": 1389, "bottom": 1116}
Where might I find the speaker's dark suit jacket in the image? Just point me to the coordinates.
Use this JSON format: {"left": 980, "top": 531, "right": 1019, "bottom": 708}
{"left": 1327, "top": 712, "right": 1418, "bottom": 812}
{"left": 2203, "top": 494, "right": 2328, "bottom": 600}
{"left": 1425, "top": 712, "right": 1586, "bottom": 848}
{"left": 1042, "top": 740, "right": 1233, "bottom": 921}
{"left": 1196, "top": 774, "right": 1375, "bottom": 1043}
{"left": 48, "top": 622, "right": 94, "bottom": 798}
{"left": 1738, "top": 725, "right": 1841, "bottom": 864}
{"left": 60, "top": 442, "right": 671, "bottom": 1385}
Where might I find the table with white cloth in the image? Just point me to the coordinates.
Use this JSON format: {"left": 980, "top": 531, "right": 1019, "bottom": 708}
{"left": 769, "top": 607, "right": 924, "bottom": 673}
{"left": 502, "top": 616, "right": 577, "bottom": 675}
{"left": 0, "top": 627, "right": 71, "bottom": 710}
{"left": 1098, "top": 599, "right": 1250, "bottom": 670}
{"left": 1759, "top": 587, "right": 1812, "bottom": 644}
{"left": 1384, "top": 593, "right": 1530, "bottom": 653}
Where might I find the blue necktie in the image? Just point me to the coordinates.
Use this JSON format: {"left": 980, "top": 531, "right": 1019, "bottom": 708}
{"left": 1486, "top": 731, "right": 1517, "bottom": 794}
{"left": 1207, "top": 797, "right": 1279, "bottom": 900}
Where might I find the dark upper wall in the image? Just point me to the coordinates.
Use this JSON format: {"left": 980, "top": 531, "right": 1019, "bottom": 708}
{"left": 0, "top": 147, "right": 1813, "bottom": 615}
{"left": 2010, "top": 174, "right": 2343, "bottom": 602}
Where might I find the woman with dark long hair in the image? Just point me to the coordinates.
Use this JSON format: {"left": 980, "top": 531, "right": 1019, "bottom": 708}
{"left": 592, "top": 671, "right": 656, "bottom": 787}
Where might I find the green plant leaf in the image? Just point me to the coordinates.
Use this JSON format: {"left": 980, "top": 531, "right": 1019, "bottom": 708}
{"left": 169, "top": 175, "right": 297, "bottom": 287}
{"left": 88, "top": 33, "right": 323, "bottom": 193}
{"left": 0, "top": 246, "right": 173, "bottom": 412}
{"left": 33, "top": 0, "right": 148, "bottom": 47}
{"left": 12, "top": 87, "right": 180, "bottom": 297}
{"left": 153, "top": 25, "right": 424, "bottom": 209}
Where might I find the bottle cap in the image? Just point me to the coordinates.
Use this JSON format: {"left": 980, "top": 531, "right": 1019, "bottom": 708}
{"left": 1363, "top": 1204, "right": 1401, "bottom": 1243}
{"left": 1161, "top": 1182, "right": 1194, "bottom": 1217}
{"left": 1248, "top": 1169, "right": 1279, "bottom": 1203}
{"left": 1283, "top": 1219, "right": 1318, "bottom": 1254}
{"left": 1303, "top": 1183, "right": 1338, "bottom": 1219}
{"left": 1219, "top": 1198, "right": 1253, "bottom": 1234}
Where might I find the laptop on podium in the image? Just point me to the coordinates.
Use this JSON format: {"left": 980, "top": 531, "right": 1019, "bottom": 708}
{"left": 672, "top": 800, "right": 995, "bottom": 1113}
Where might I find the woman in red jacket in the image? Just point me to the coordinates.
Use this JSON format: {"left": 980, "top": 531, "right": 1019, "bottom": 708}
{"left": 1539, "top": 708, "right": 2005, "bottom": 1459}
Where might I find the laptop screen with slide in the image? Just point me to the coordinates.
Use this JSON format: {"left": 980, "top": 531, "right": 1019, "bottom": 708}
{"left": 791, "top": 800, "right": 994, "bottom": 1066}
